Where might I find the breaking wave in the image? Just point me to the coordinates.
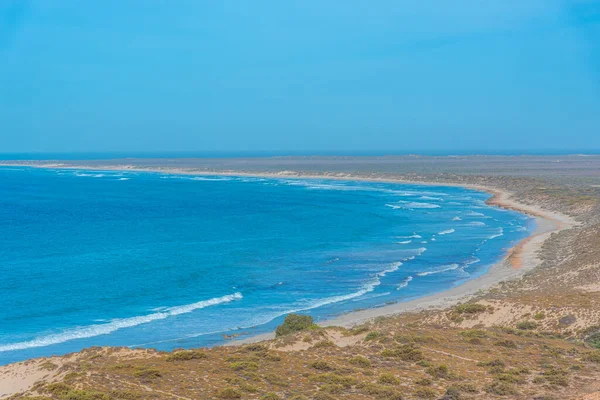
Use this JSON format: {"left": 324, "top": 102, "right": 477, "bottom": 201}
{"left": 0, "top": 293, "right": 243, "bottom": 352}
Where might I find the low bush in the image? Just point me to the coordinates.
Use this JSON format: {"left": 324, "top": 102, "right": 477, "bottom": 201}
{"left": 216, "top": 388, "right": 242, "bottom": 399}
{"left": 349, "top": 356, "right": 371, "bottom": 368}
{"left": 133, "top": 367, "right": 161, "bottom": 380}
{"left": 495, "top": 340, "right": 517, "bottom": 348}
{"left": 413, "top": 387, "right": 437, "bottom": 399}
{"left": 534, "top": 312, "right": 546, "bottom": 320}
{"left": 426, "top": 364, "right": 450, "bottom": 379}
{"left": 365, "top": 331, "right": 381, "bottom": 341}
{"left": 378, "top": 373, "right": 400, "bottom": 385}
{"left": 275, "top": 314, "right": 316, "bottom": 337}
{"left": 516, "top": 321, "right": 537, "bottom": 330}
{"left": 381, "top": 344, "right": 423, "bottom": 361}
{"left": 310, "top": 360, "right": 333, "bottom": 371}
{"left": 485, "top": 381, "right": 517, "bottom": 396}
{"left": 166, "top": 350, "right": 207, "bottom": 361}
{"left": 229, "top": 361, "right": 259, "bottom": 371}
{"left": 584, "top": 351, "right": 600, "bottom": 363}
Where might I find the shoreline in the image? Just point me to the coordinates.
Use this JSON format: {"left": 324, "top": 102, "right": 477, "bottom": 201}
{"left": 0, "top": 162, "right": 577, "bottom": 348}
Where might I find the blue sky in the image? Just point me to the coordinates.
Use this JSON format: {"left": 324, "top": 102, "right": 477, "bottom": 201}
{"left": 1, "top": 1, "right": 599, "bottom": 154}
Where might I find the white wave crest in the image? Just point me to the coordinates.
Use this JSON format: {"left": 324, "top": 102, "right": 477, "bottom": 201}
{"left": 416, "top": 264, "right": 460, "bottom": 277}
{"left": 0, "top": 293, "right": 243, "bottom": 352}
{"left": 452, "top": 216, "right": 462, "bottom": 221}
{"left": 465, "top": 211, "right": 485, "bottom": 217}
{"left": 397, "top": 233, "right": 422, "bottom": 239}
{"left": 394, "top": 201, "right": 441, "bottom": 209}
{"left": 467, "top": 221, "right": 486, "bottom": 227}
{"left": 397, "top": 276, "right": 413, "bottom": 290}
{"left": 438, "top": 229, "right": 455, "bottom": 235}
{"left": 488, "top": 228, "right": 504, "bottom": 239}
{"left": 414, "top": 247, "right": 427, "bottom": 256}
{"left": 74, "top": 172, "right": 105, "bottom": 178}
{"left": 190, "top": 176, "right": 233, "bottom": 181}
{"left": 397, "top": 240, "right": 411, "bottom": 244}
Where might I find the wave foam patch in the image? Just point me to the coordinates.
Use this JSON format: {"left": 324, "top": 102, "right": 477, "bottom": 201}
{"left": 416, "top": 264, "right": 460, "bottom": 277}
{"left": 74, "top": 172, "right": 105, "bottom": 178}
{"left": 489, "top": 228, "right": 504, "bottom": 240}
{"left": 0, "top": 293, "right": 243, "bottom": 352}
{"left": 398, "top": 201, "right": 441, "bottom": 209}
{"left": 438, "top": 229, "right": 455, "bottom": 235}
{"left": 397, "top": 240, "right": 411, "bottom": 244}
{"left": 411, "top": 247, "right": 428, "bottom": 256}
{"left": 466, "top": 221, "right": 486, "bottom": 227}
{"left": 397, "top": 233, "right": 422, "bottom": 239}
{"left": 419, "top": 196, "right": 443, "bottom": 201}
{"left": 190, "top": 176, "right": 233, "bottom": 181}
{"left": 397, "top": 276, "right": 413, "bottom": 290}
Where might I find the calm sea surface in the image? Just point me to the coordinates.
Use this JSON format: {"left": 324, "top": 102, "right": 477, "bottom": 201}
{"left": 0, "top": 167, "right": 532, "bottom": 364}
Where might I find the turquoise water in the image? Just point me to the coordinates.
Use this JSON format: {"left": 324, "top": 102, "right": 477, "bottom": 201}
{"left": 0, "top": 167, "right": 532, "bottom": 365}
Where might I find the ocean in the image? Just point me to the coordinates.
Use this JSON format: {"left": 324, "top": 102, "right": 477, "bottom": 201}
{"left": 0, "top": 167, "right": 532, "bottom": 365}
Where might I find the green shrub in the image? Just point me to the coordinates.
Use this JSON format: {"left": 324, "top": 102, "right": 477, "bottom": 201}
{"left": 495, "top": 340, "right": 517, "bottom": 348}
{"left": 359, "top": 383, "right": 403, "bottom": 399}
{"left": 39, "top": 362, "right": 58, "bottom": 371}
{"left": 426, "top": 364, "right": 449, "bottom": 379}
{"left": 229, "top": 361, "right": 259, "bottom": 371}
{"left": 347, "top": 324, "right": 371, "bottom": 335}
{"left": 319, "top": 384, "right": 344, "bottom": 394}
{"left": 586, "top": 332, "right": 600, "bottom": 349}
{"left": 216, "top": 387, "right": 242, "bottom": 399}
{"left": 584, "top": 351, "right": 600, "bottom": 363}
{"left": 415, "top": 378, "right": 432, "bottom": 386}
{"left": 380, "top": 344, "right": 423, "bottom": 361}
{"left": 275, "top": 314, "right": 316, "bottom": 337}
{"left": 313, "top": 340, "right": 335, "bottom": 348}
{"left": 516, "top": 321, "right": 537, "bottom": 330}
{"left": 349, "top": 356, "right": 371, "bottom": 368}
{"left": 310, "top": 373, "right": 357, "bottom": 387}
{"left": 166, "top": 349, "right": 207, "bottom": 361}
{"left": 109, "top": 390, "right": 144, "bottom": 399}
{"left": 477, "top": 359, "right": 505, "bottom": 368}
{"left": 133, "top": 367, "right": 161, "bottom": 380}
{"left": 43, "top": 385, "right": 110, "bottom": 400}
{"left": 378, "top": 373, "right": 400, "bottom": 385}
{"left": 443, "top": 386, "right": 461, "bottom": 400}
{"left": 365, "top": 331, "right": 381, "bottom": 341}
{"left": 453, "top": 382, "right": 478, "bottom": 393}
{"left": 310, "top": 360, "right": 333, "bottom": 371}
{"left": 459, "top": 329, "right": 487, "bottom": 339}
{"left": 45, "top": 383, "right": 72, "bottom": 396}
{"left": 414, "top": 387, "right": 437, "bottom": 399}
{"left": 485, "top": 381, "right": 517, "bottom": 396}
{"left": 60, "top": 390, "right": 110, "bottom": 400}
{"left": 534, "top": 312, "right": 546, "bottom": 320}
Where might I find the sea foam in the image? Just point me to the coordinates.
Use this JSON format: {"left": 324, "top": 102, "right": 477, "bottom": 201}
{"left": 0, "top": 293, "right": 242, "bottom": 352}
{"left": 438, "top": 228, "right": 455, "bottom": 235}
{"left": 416, "top": 263, "right": 460, "bottom": 277}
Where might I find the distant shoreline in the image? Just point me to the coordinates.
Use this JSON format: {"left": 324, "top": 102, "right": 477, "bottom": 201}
{"left": 0, "top": 161, "right": 577, "bottom": 347}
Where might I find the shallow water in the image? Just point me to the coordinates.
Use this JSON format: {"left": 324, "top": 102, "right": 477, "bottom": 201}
{"left": 0, "top": 167, "right": 532, "bottom": 364}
